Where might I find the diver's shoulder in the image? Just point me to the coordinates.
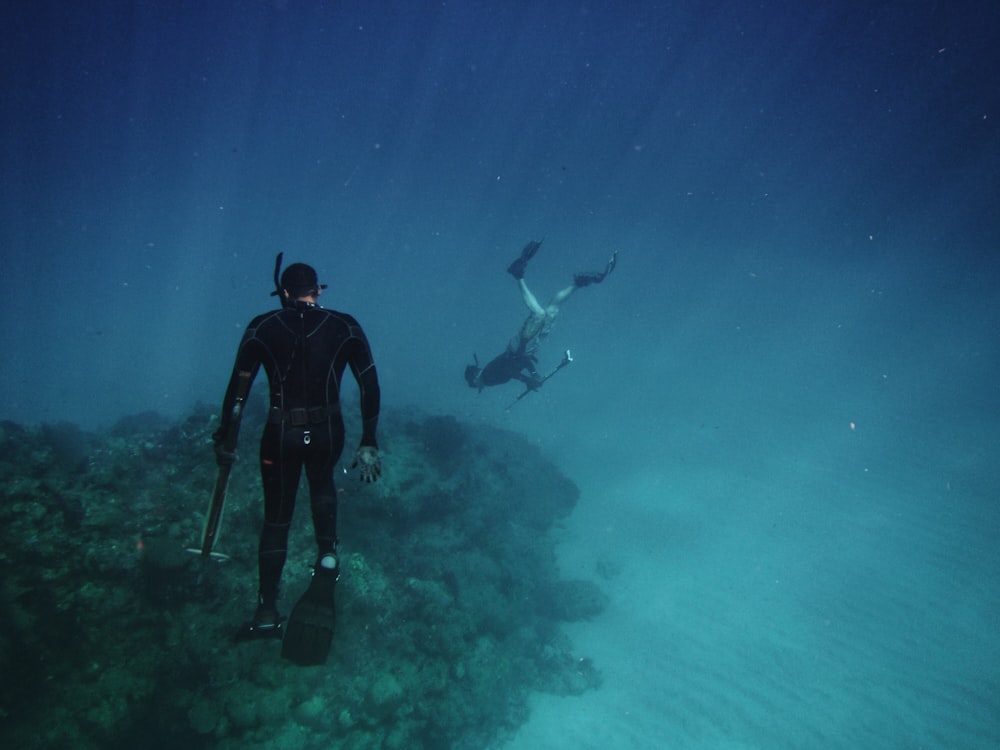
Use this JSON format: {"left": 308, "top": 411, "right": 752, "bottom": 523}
{"left": 319, "top": 307, "right": 361, "bottom": 327}
{"left": 248, "top": 308, "right": 288, "bottom": 327}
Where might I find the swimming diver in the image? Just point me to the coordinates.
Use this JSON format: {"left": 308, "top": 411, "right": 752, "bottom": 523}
{"left": 464, "top": 239, "right": 617, "bottom": 393}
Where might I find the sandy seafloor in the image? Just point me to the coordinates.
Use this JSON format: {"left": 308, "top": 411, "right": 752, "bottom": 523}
{"left": 497, "top": 382, "right": 998, "bottom": 749}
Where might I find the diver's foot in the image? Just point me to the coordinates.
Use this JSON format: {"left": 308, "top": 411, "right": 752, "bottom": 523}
{"left": 574, "top": 251, "right": 618, "bottom": 288}
{"left": 234, "top": 604, "right": 285, "bottom": 642}
{"left": 316, "top": 554, "right": 340, "bottom": 581}
{"left": 506, "top": 239, "right": 543, "bottom": 279}
{"left": 605, "top": 250, "right": 618, "bottom": 278}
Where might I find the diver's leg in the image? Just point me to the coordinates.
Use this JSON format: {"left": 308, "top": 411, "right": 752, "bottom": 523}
{"left": 305, "top": 420, "right": 345, "bottom": 564}
{"left": 519, "top": 278, "right": 546, "bottom": 316}
{"left": 537, "top": 284, "right": 579, "bottom": 321}
{"left": 547, "top": 283, "right": 578, "bottom": 309}
{"left": 257, "top": 425, "right": 302, "bottom": 617}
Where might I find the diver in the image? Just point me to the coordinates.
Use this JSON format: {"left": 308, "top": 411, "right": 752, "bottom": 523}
{"left": 465, "top": 239, "right": 617, "bottom": 392}
{"left": 214, "top": 255, "right": 381, "bottom": 664}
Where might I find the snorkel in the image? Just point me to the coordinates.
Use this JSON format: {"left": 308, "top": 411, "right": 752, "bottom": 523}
{"left": 270, "top": 252, "right": 293, "bottom": 309}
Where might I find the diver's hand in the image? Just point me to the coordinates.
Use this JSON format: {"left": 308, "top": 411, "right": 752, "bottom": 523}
{"left": 214, "top": 442, "right": 237, "bottom": 467}
{"left": 351, "top": 445, "right": 382, "bottom": 483}
{"left": 212, "top": 427, "right": 237, "bottom": 467}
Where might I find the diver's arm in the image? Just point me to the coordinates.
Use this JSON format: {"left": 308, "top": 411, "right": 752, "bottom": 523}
{"left": 515, "top": 371, "right": 542, "bottom": 390}
{"left": 352, "top": 357, "right": 381, "bottom": 449}
{"left": 343, "top": 328, "right": 381, "bottom": 448}
{"left": 336, "top": 319, "right": 382, "bottom": 483}
{"left": 349, "top": 349, "right": 381, "bottom": 482}
{"left": 214, "top": 335, "right": 261, "bottom": 463}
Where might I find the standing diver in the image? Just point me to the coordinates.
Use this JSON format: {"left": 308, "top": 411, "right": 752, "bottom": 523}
{"left": 214, "top": 254, "right": 382, "bottom": 665}
{"left": 465, "top": 239, "right": 617, "bottom": 393}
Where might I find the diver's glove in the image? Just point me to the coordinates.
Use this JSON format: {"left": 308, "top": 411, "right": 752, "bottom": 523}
{"left": 214, "top": 442, "right": 237, "bottom": 467}
{"left": 212, "top": 428, "right": 237, "bottom": 467}
{"left": 351, "top": 445, "right": 382, "bottom": 483}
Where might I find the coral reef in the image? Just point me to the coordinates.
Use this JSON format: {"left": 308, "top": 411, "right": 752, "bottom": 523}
{"left": 0, "top": 404, "right": 604, "bottom": 749}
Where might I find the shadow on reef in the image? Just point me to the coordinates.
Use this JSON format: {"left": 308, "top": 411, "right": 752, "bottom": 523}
{"left": 0, "top": 405, "right": 606, "bottom": 750}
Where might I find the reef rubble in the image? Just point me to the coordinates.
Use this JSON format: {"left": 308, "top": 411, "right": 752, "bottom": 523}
{"left": 0, "top": 404, "right": 604, "bottom": 750}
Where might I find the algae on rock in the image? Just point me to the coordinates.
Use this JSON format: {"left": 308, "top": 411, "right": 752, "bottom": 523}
{"left": 0, "top": 405, "right": 605, "bottom": 750}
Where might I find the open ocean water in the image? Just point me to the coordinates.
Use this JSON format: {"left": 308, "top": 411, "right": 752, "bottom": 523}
{"left": 2, "top": 1, "right": 997, "bottom": 748}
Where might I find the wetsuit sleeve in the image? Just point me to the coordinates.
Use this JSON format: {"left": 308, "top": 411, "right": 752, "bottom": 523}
{"left": 215, "top": 325, "right": 262, "bottom": 443}
{"left": 345, "top": 324, "right": 380, "bottom": 449}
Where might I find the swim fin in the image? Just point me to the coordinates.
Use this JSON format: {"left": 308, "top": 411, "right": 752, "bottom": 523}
{"left": 506, "top": 239, "right": 543, "bottom": 279}
{"left": 233, "top": 606, "right": 285, "bottom": 643}
{"left": 574, "top": 250, "right": 618, "bottom": 287}
{"left": 281, "top": 564, "right": 338, "bottom": 666}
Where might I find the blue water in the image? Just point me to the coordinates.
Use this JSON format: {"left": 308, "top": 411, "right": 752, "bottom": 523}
{"left": 2, "top": 1, "right": 998, "bottom": 748}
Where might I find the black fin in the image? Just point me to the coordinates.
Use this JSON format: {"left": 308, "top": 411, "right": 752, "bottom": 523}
{"left": 233, "top": 616, "right": 285, "bottom": 643}
{"left": 281, "top": 567, "right": 338, "bottom": 666}
{"left": 507, "top": 239, "right": 543, "bottom": 279}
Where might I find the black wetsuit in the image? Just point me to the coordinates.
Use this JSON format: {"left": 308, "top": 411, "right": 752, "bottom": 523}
{"left": 478, "top": 346, "right": 539, "bottom": 387}
{"left": 216, "top": 300, "right": 380, "bottom": 610}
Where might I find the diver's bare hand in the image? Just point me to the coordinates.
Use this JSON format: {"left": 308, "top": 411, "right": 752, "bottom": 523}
{"left": 351, "top": 445, "right": 382, "bottom": 483}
